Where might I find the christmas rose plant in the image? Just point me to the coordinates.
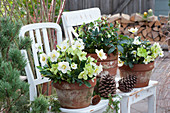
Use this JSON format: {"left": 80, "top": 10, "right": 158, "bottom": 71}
{"left": 37, "top": 39, "right": 104, "bottom": 87}
{"left": 77, "top": 17, "right": 125, "bottom": 55}
{"left": 119, "top": 27, "right": 164, "bottom": 68}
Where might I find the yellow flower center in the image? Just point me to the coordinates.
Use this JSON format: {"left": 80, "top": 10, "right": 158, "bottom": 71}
{"left": 132, "top": 30, "right": 136, "bottom": 33}
{"left": 99, "top": 52, "right": 103, "bottom": 57}
{"left": 52, "top": 54, "right": 56, "bottom": 58}
{"left": 42, "top": 56, "right": 46, "bottom": 61}
{"left": 63, "top": 46, "right": 66, "bottom": 50}
{"left": 62, "top": 65, "right": 67, "bottom": 70}
{"left": 77, "top": 44, "right": 81, "bottom": 48}
{"left": 95, "top": 68, "right": 98, "bottom": 73}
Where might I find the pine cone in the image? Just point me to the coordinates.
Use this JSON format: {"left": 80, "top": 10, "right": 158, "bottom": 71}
{"left": 98, "top": 74, "right": 116, "bottom": 98}
{"left": 118, "top": 75, "right": 137, "bottom": 92}
{"left": 92, "top": 95, "right": 101, "bottom": 105}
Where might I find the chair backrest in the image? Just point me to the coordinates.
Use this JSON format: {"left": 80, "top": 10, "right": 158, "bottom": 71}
{"left": 19, "top": 23, "right": 62, "bottom": 101}
{"left": 62, "top": 7, "right": 101, "bottom": 43}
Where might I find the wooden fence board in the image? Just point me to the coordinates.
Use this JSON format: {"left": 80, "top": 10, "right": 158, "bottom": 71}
{"left": 65, "top": 0, "right": 155, "bottom": 15}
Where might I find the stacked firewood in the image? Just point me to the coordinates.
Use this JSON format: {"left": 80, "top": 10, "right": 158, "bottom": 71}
{"left": 108, "top": 13, "right": 167, "bottom": 42}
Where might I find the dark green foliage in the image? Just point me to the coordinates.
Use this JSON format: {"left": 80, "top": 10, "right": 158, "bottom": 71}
{"left": 0, "top": 17, "right": 31, "bottom": 112}
{"left": 103, "top": 94, "right": 121, "bottom": 113}
{"left": 119, "top": 36, "right": 153, "bottom": 68}
{"left": 8, "top": 48, "right": 27, "bottom": 70}
{"left": 78, "top": 17, "right": 120, "bottom": 54}
{"left": 48, "top": 95, "right": 61, "bottom": 113}
{"left": 0, "top": 60, "right": 30, "bottom": 112}
{"left": 31, "top": 95, "right": 49, "bottom": 113}
{"left": 31, "top": 95, "right": 61, "bottom": 113}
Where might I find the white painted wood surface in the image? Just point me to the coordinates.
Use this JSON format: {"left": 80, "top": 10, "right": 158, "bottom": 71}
{"left": 60, "top": 97, "right": 120, "bottom": 113}
{"left": 62, "top": 7, "right": 101, "bottom": 44}
{"left": 115, "top": 78, "right": 158, "bottom": 113}
{"left": 19, "top": 23, "right": 62, "bottom": 101}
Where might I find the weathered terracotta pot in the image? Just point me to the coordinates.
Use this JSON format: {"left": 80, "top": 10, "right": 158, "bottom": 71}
{"left": 87, "top": 53, "right": 118, "bottom": 78}
{"left": 119, "top": 62, "right": 154, "bottom": 88}
{"left": 53, "top": 78, "right": 96, "bottom": 109}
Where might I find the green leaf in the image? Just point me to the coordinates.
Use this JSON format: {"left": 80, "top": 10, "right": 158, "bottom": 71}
{"left": 108, "top": 45, "right": 115, "bottom": 55}
{"left": 117, "top": 45, "right": 124, "bottom": 53}
{"left": 37, "top": 66, "right": 42, "bottom": 70}
{"left": 84, "top": 81, "right": 91, "bottom": 88}
{"left": 128, "top": 62, "right": 134, "bottom": 68}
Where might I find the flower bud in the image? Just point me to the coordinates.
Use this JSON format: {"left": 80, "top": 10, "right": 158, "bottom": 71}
{"left": 144, "top": 12, "right": 148, "bottom": 18}
{"left": 148, "top": 9, "right": 153, "bottom": 13}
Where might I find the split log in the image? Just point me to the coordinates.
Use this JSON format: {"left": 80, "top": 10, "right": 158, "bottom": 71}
{"left": 134, "top": 25, "right": 141, "bottom": 29}
{"left": 138, "top": 33, "right": 143, "bottom": 38}
{"left": 153, "top": 27, "right": 159, "bottom": 31}
{"left": 124, "top": 27, "right": 130, "bottom": 35}
{"left": 148, "top": 16, "right": 158, "bottom": 21}
{"left": 159, "top": 17, "right": 168, "bottom": 24}
{"left": 148, "top": 21, "right": 155, "bottom": 27}
{"left": 142, "top": 29, "right": 147, "bottom": 37}
{"left": 146, "top": 26, "right": 152, "bottom": 33}
{"left": 139, "top": 22, "right": 146, "bottom": 26}
{"left": 108, "top": 13, "right": 121, "bottom": 23}
{"left": 160, "top": 36, "right": 166, "bottom": 42}
{"left": 152, "top": 31, "right": 159, "bottom": 39}
{"left": 138, "top": 27, "right": 145, "bottom": 33}
{"left": 130, "top": 13, "right": 143, "bottom": 22}
{"left": 154, "top": 20, "right": 161, "bottom": 26}
{"left": 121, "top": 23, "right": 128, "bottom": 28}
{"left": 154, "top": 36, "right": 160, "bottom": 41}
{"left": 121, "top": 13, "right": 133, "bottom": 23}
{"left": 148, "top": 32, "right": 152, "bottom": 38}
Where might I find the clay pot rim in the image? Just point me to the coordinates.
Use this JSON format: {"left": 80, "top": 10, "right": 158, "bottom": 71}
{"left": 53, "top": 78, "right": 96, "bottom": 90}
{"left": 119, "top": 61, "right": 154, "bottom": 72}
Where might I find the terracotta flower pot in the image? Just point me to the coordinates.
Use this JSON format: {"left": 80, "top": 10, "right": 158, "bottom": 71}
{"left": 87, "top": 53, "right": 118, "bottom": 78}
{"left": 53, "top": 78, "right": 96, "bottom": 109}
{"left": 119, "top": 62, "right": 154, "bottom": 88}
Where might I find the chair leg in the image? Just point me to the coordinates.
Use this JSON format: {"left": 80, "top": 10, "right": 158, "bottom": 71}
{"left": 120, "top": 97, "right": 130, "bottom": 113}
{"left": 148, "top": 87, "right": 156, "bottom": 113}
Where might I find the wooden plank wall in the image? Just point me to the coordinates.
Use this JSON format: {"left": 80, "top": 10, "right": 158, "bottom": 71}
{"left": 65, "top": 0, "right": 155, "bottom": 15}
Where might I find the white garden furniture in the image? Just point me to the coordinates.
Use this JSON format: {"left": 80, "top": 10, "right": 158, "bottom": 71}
{"left": 115, "top": 78, "right": 158, "bottom": 113}
{"left": 19, "top": 23, "right": 62, "bottom": 101}
{"left": 62, "top": 7, "right": 101, "bottom": 44}
{"left": 62, "top": 7, "right": 158, "bottom": 113}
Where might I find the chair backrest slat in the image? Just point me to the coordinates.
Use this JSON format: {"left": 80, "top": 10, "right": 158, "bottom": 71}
{"left": 62, "top": 7, "right": 101, "bottom": 43}
{"left": 29, "top": 30, "right": 41, "bottom": 79}
{"left": 42, "top": 28, "right": 51, "bottom": 54}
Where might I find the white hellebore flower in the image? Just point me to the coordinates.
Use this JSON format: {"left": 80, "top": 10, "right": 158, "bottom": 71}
{"left": 118, "top": 57, "right": 124, "bottom": 67}
{"left": 131, "top": 50, "right": 137, "bottom": 57}
{"left": 60, "top": 43, "right": 69, "bottom": 52}
{"left": 48, "top": 50, "right": 60, "bottom": 62}
{"left": 58, "top": 62, "right": 71, "bottom": 74}
{"left": 128, "top": 27, "right": 138, "bottom": 35}
{"left": 71, "top": 63, "right": 77, "bottom": 69}
{"left": 159, "top": 51, "right": 164, "bottom": 57}
{"left": 72, "top": 40, "right": 84, "bottom": 50}
{"left": 35, "top": 43, "right": 43, "bottom": 52}
{"left": 143, "top": 56, "right": 152, "bottom": 64}
{"left": 133, "top": 36, "right": 141, "bottom": 45}
{"left": 40, "top": 53, "right": 47, "bottom": 65}
{"left": 94, "top": 64, "right": 103, "bottom": 76}
{"left": 95, "top": 49, "right": 107, "bottom": 60}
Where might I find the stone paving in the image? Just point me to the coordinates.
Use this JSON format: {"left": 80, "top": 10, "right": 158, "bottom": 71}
{"left": 130, "top": 51, "right": 170, "bottom": 113}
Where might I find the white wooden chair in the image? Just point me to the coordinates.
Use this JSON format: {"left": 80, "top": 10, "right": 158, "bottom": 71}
{"left": 19, "top": 23, "right": 62, "bottom": 101}
{"left": 62, "top": 7, "right": 101, "bottom": 44}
